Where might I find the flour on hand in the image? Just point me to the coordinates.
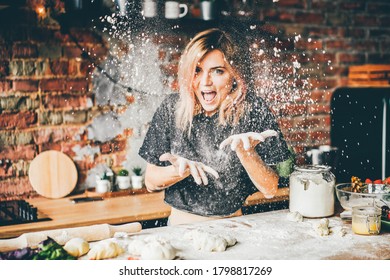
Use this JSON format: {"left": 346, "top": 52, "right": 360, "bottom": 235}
{"left": 286, "top": 211, "right": 303, "bottom": 222}
{"left": 184, "top": 229, "right": 237, "bottom": 252}
{"left": 64, "top": 237, "right": 90, "bottom": 258}
{"left": 127, "top": 237, "right": 176, "bottom": 260}
{"left": 87, "top": 240, "right": 124, "bottom": 260}
{"left": 313, "top": 218, "right": 330, "bottom": 236}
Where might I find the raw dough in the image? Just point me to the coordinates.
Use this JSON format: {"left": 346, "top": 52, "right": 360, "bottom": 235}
{"left": 313, "top": 218, "right": 330, "bottom": 236}
{"left": 87, "top": 240, "right": 124, "bottom": 260}
{"left": 64, "top": 237, "right": 90, "bottom": 257}
{"left": 184, "top": 229, "right": 237, "bottom": 252}
{"left": 127, "top": 237, "right": 176, "bottom": 260}
{"left": 286, "top": 211, "right": 303, "bottom": 222}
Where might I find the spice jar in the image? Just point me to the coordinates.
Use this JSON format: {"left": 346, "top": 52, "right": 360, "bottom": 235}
{"left": 289, "top": 165, "right": 335, "bottom": 218}
{"left": 352, "top": 206, "right": 381, "bottom": 235}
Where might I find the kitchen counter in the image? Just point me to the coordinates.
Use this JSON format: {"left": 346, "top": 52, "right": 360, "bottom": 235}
{"left": 87, "top": 209, "right": 390, "bottom": 260}
{"left": 0, "top": 188, "right": 289, "bottom": 239}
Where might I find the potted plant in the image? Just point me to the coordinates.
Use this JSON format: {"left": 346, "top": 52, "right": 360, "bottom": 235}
{"left": 95, "top": 172, "right": 111, "bottom": 193}
{"left": 131, "top": 166, "right": 143, "bottom": 190}
{"left": 116, "top": 168, "right": 131, "bottom": 190}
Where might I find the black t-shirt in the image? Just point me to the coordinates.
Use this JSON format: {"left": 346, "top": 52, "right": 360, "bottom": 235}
{"left": 139, "top": 93, "right": 290, "bottom": 216}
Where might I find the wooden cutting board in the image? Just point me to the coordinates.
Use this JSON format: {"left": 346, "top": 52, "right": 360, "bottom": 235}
{"left": 28, "top": 150, "right": 78, "bottom": 199}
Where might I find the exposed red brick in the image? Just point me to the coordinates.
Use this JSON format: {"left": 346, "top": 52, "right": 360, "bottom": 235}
{"left": 49, "top": 60, "right": 69, "bottom": 76}
{"left": 43, "top": 94, "right": 88, "bottom": 110}
{"left": 277, "top": 0, "right": 304, "bottom": 8}
{"left": 295, "top": 12, "right": 324, "bottom": 25}
{"left": 100, "top": 142, "right": 112, "bottom": 154}
{"left": 158, "top": 50, "right": 167, "bottom": 61}
{"left": 66, "top": 78, "right": 89, "bottom": 92}
{"left": 112, "top": 139, "right": 127, "bottom": 152}
{"left": 12, "top": 43, "right": 38, "bottom": 58}
{"left": 295, "top": 39, "right": 323, "bottom": 50}
{"left": 38, "top": 143, "right": 62, "bottom": 153}
{"left": 0, "top": 79, "right": 12, "bottom": 92}
{"left": 13, "top": 79, "right": 39, "bottom": 92}
{"left": 40, "top": 78, "right": 66, "bottom": 91}
{"left": 0, "top": 111, "right": 37, "bottom": 129}
{"left": 277, "top": 118, "right": 293, "bottom": 129}
{"left": 308, "top": 104, "right": 331, "bottom": 114}
{"left": 0, "top": 144, "right": 37, "bottom": 161}
{"left": 79, "top": 60, "right": 91, "bottom": 76}
{"left": 284, "top": 131, "right": 308, "bottom": 142}
{"left": 278, "top": 104, "right": 307, "bottom": 116}
{"left": 309, "top": 130, "right": 330, "bottom": 142}
{"left": 0, "top": 177, "right": 36, "bottom": 202}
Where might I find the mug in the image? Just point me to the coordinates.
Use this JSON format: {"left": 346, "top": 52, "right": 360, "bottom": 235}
{"left": 142, "top": 0, "right": 157, "bottom": 18}
{"left": 165, "top": 1, "right": 188, "bottom": 19}
{"left": 201, "top": 0, "right": 216, "bottom": 21}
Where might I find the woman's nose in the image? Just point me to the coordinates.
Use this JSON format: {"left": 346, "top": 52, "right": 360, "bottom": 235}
{"left": 200, "top": 72, "right": 212, "bottom": 86}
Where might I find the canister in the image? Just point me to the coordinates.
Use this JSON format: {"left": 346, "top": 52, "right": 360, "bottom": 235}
{"left": 289, "top": 165, "right": 335, "bottom": 218}
{"left": 352, "top": 206, "right": 381, "bottom": 235}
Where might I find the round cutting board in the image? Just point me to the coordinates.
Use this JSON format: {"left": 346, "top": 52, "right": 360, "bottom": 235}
{"left": 28, "top": 150, "right": 78, "bottom": 199}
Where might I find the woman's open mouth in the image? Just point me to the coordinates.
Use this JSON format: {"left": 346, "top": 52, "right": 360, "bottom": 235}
{"left": 201, "top": 91, "right": 217, "bottom": 104}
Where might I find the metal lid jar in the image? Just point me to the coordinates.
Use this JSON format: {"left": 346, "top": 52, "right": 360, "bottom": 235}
{"left": 289, "top": 165, "right": 336, "bottom": 218}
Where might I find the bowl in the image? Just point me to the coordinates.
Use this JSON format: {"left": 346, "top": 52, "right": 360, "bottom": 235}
{"left": 335, "top": 183, "right": 390, "bottom": 211}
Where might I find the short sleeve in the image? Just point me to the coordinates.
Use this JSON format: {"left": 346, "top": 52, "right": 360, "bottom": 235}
{"left": 138, "top": 95, "right": 177, "bottom": 166}
{"left": 246, "top": 95, "right": 290, "bottom": 165}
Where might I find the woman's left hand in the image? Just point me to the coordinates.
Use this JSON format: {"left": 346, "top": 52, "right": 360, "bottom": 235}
{"left": 219, "top": 130, "right": 278, "bottom": 152}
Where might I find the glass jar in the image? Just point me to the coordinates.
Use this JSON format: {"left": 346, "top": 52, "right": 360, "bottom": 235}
{"left": 352, "top": 206, "right": 381, "bottom": 235}
{"left": 289, "top": 165, "right": 336, "bottom": 218}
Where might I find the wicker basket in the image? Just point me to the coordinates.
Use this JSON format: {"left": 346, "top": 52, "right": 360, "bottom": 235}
{"left": 348, "top": 64, "right": 390, "bottom": 86}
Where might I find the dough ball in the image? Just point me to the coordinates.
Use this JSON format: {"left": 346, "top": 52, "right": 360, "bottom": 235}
{"left": 313, "top": 218, "right": 330, "bottom": 236}
{"left": 184, "top": 229, "right": 237, "bottom": 252}
{"left": 88, "top": 241, "right": 124, "bottom": 260}
{"left": 286, "top": 211, "right": 303, "bottom": 222}
{"left": 127, "top": 237, "right": 176, "bottom": 260}
{"left": 141, "top": 241, "right": 176, "bottom": 260}
{"left": 127, "top": 239, "right": 147, "bottom": 256}
{"left": 63, "top": 237, "right": 90, "bottom": 257}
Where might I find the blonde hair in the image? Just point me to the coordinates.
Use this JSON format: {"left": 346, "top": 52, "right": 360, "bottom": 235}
{"left": 176, "top": 28, "right": 254, "bottom": 135}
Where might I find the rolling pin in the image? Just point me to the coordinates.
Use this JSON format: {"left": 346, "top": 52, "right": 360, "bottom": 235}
{"left": 0, "top": 222, "right": 142, "bottom": 252}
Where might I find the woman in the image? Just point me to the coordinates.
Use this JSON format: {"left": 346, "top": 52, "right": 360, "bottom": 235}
{"left": 139, "top": 27, "right": 290, "bottom": 225}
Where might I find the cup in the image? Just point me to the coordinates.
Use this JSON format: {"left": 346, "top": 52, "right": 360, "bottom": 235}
{"left": 165, "top": 1, "right": 188, "bottom": 19}
{"left": 201, "top": 1, "right": 216, "bottom": 21}
{"left": 142, "top": 0, "right": 157, "bottom": 18}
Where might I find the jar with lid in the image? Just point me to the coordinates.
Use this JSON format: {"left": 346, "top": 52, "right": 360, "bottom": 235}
{"left": 289, "top": 165, "right": 335, "bottom": 218}
{"left": 352, "top": 206, "right": 381, "bottom": 235}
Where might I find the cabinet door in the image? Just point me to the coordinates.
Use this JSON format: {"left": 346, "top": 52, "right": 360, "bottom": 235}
{"left": 330, "top": 87, "right": 390, "bottom": 182}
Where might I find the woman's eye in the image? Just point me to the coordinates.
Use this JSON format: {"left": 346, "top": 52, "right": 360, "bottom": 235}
{"left": 195, "top": 67, "right": 201, "bottom": 74}
{"left": 213, "top": 69, "right": 224, "bottom": 75}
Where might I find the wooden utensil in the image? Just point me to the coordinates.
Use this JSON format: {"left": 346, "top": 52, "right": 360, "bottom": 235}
{"left": 0, "top": 222, "right": 142, "bottom": 252}
{"left": 28, "top": 150, "right": 78, "bottom": 199}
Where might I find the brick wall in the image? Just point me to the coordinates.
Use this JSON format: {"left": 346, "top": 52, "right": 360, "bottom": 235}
{"left": 0, "top": 0, "right": 389, "bottom": 200}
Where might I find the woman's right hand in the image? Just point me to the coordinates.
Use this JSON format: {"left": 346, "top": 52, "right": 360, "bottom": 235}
{"left": 159, "top": 153, "right": 219, "bottom": 186}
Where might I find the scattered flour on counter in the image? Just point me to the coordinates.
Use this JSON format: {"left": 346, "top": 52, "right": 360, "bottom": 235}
{"left": 82, "top": 210, "right": 390, "bottom": 260}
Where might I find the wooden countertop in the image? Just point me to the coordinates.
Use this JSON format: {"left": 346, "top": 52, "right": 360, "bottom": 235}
{"left": 0, "top": 188, "right": 288, "bottom": 239}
